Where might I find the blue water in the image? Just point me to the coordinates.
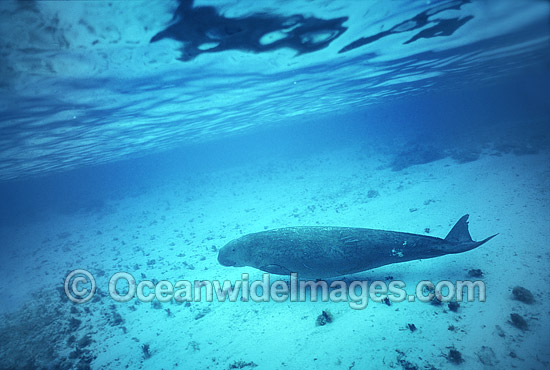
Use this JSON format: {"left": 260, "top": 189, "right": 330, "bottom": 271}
{"left": 0, "top": 1, "right": 549, "bottom": 369}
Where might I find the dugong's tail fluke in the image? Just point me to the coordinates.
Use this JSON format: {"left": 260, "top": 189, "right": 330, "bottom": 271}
{"left": 445, "top": 214, "right": 474, "bottom": 243}
{"left": 444, "top": 214, "right": 497, "bottom": 252}
{"left": 473, "top": 233, "right": 499, "bottom": 248}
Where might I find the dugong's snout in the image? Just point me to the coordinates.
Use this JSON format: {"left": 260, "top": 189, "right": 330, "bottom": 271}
{"left": 218, "top": 240, "right": 243, "bottom": 267}
{"left": 217, "top": 248, "right": 236, "bottom": 266}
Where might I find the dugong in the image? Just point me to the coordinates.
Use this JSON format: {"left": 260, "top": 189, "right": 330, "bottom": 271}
{"left": 218, "top": 215, "right": 496, "bottom": 278}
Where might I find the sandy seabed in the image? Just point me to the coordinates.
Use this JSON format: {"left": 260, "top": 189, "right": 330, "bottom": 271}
{"left": 0, "top": 140, "right": 548, "bottom": 370}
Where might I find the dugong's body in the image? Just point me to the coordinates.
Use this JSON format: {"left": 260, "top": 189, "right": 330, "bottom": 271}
{"left": 218, "top": 215, "right": 496, "bottom": 278}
